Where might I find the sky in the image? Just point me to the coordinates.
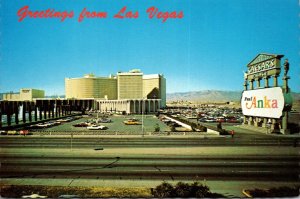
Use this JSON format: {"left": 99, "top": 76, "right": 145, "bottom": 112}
{"left": 0, "top": 0, "right": 299, "bottom": 95}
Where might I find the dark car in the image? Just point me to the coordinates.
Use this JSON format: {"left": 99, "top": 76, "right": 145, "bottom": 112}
{"left": 99, "top": 118, "right": 112, "bottom": 123}
{"left": 73, "top": 122, "right": 89, "bottom": 127}
{"left": 226, "top": 119, "right": 240, "bottom": 123}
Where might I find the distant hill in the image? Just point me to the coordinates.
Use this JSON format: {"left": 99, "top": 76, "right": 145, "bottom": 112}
{"left": 45, "top": 95, "right": 65, "bottom": 99}
{"left": 167, "top": 90, "right": 300, "bottom": 103}
{"left": 291, "top": 92, "right": 300, "bottom": 101}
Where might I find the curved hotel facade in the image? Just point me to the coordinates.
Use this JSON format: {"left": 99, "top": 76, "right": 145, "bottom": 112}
{"left": 65, "top": 70, "right": 166, "bottom": 114}
{"left": 65, "top": 74, "right": 117, "bottom": 100}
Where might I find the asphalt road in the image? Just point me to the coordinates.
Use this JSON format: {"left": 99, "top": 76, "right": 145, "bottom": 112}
{"left": 1, "top": 136, "right": 299, "bottom": 183}
{"left": 1, "top": 154, "right": 299, "bottom": 181}
{"left": 0, "top": 135, "right": 299, "bottom": 148}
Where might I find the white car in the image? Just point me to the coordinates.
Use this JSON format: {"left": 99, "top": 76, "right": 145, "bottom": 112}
{"left": 22, "top": 194, "right": 47, "bottom": 198}
{"left": 87, "top": 125, "right": 107, "bottom": 130}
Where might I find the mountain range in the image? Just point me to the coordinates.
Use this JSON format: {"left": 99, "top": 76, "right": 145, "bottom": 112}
{"left": 166, "top": 90, "right": 300, "bottom": 103}
{"left": 1, "top": 91, "right": 299, "bottom": 103}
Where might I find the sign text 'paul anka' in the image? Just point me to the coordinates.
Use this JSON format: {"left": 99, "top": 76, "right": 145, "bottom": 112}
{"left": 241, "top": 87, "right": 284, "bottom": 119}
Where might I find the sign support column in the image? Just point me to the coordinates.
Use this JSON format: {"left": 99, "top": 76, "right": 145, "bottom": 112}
{"left": 281, "top": 59, "right": 291, "bottom": 134}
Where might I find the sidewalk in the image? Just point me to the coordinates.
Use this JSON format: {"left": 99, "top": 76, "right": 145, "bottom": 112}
{"left": 233, "top": 124, "right": 300, "bottom": 138}
{"left": 1, "top": 178, "right": 299, "bottom": 198}
{"left": 26, "top": 131, "right": 221, "bottom": 138}
{"left": 236, "top": 124, "right": 269, "bottom": 134}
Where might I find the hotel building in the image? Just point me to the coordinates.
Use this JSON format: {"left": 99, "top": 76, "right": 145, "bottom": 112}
{"left": 65, "top": 74, "right": 117, "bottom": 100}
{"left": 117, "top": 70, "right": 143, "bottom": 99}
{"left": 65, "top": 69, "right": 166, "bottom": 114}
{"left": 3, "top": 88, "right": 45, "bottom": 101}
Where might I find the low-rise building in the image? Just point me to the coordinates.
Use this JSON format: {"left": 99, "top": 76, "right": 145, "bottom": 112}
{"left": 3, "top": 88, "right": 45, "bottom": 101}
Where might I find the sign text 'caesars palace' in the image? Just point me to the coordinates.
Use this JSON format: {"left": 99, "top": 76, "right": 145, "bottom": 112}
{"left": 248, "top": 58, "right": 276, "bottom": 74}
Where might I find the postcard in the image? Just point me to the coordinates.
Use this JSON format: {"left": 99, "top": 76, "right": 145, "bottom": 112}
{"left": 0, "top": 0, "right": 299, "bottom": 198}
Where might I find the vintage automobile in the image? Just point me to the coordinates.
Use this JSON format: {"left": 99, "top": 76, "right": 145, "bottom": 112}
{"left": 19, "top": 130, "right": 31, "bottom": 135}
{"left": 22, "top": 193, "right": 47, "bottom": 198}
{"left": 73, "top": 122, "right": 89, "bottom": 127}
{"left": 87, "top": 125, "right": 107, "bottom": 130}
{"left": 7, "top": 130, "right": 19, "bottom": 135}
{"left": 98, "top": 118, "right": 112, "bottom": 123}
{"left": 123, "top": 118, "right": 140, "bottom": 125}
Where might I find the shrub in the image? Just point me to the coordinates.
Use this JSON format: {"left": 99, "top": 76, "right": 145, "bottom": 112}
{"left": 192, "top": 182, "right": 210, "bottom": 197}
{"left": 198, "top": 125, "right": 207, "bottom": 132}
{"left": 152, "top": 181, "right": 224, "bottom": 198}
{"left": 219, "top": 129, "right": 230, "bottom": 135}
{"left": 170, "top": 125, "right": 176, "bottom": 132}
{"left": 154, "top": 123, "right": 160, "bottom": 132}
{"left": 152, "top": 182, "right": 174, "bottom": 198}
{"left": 174, "top": 182, "right": 191, "bottom": 197}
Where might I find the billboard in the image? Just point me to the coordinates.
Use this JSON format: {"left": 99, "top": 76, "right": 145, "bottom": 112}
{"left": 241, "top": 87, "right": 284, "bottom": 118}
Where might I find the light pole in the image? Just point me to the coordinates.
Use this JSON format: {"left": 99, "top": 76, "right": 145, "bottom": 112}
{"left": 142, "top": 99, "right": 144, "bottom": 137}
{"left": 70, "top": 132, "right": 73, "bottom": 151}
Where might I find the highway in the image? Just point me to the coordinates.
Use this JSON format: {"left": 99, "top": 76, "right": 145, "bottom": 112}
{"left": 1, "top": 154, "right": 299, "bottom": 181}
{"left": 1, "top": 136, "right": 299, "bottom": 183}
{"left": 0, "top": 136, "right": 299, "bottom": 147}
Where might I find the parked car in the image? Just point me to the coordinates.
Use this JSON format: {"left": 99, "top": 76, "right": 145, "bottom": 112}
{"left": 0, "top": 130, "right": 7, "bottom": 135}
{"left": 87, "top": 125, "right": 107, "bottom": 130}
{"left": 34, "top": 123, "right": 48, "bottom": 128}
{"left": 22, "top": 193, "right": 47, "bottom": 198}
{"left": 216, "top": 118, "right": 226, "bottom": 123}
{"left": 99, "top": 118, "right": 112, "bottom": 123}
{"left": 123, "top": 118, "right": 140, "bottom": 125}
{"left": 7, "top": 130, "right": 19, "bottom": 135}
{"left": 58, "top": 195, "right": 80, "bottom": 198}
{"left": 44, "top": 121, "right": 60, "bottom": 126}
{"left": 73, "top": 122, "right": 89, "bottom": 127}
{"left": 57, "top": 117, "right": 74, "bottom": 123}
{"left": 226, "top": 119, "right": 240, "bottom": 123}
{"left": 43, "top": 122, "right": 56, "bottom": 127}
{"left": 20, "top": 130, "right": 31, "bottom": 135}
{"left": 198, "top": 118, "right": 207, "bottom": 122}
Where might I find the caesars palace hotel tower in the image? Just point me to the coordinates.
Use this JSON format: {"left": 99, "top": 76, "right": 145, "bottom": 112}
{"left": 65, "top": 69, "right": 166, "bottom": 114}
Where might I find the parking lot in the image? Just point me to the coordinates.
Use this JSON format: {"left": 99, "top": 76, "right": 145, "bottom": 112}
{"left": 28, "top": 114, "right": 171, "bottom": 133}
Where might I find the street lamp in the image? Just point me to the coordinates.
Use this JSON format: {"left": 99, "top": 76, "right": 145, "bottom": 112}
{"left": 70, "top": 132, "right": 73, "bottom": 151}
{"left": 142, "top": 99, "right": 144, "bottom": 137}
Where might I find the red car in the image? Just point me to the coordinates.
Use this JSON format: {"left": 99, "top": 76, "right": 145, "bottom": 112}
{"left": 227, "top": 119, "right": 239, "bottom": 123}
{"left": 20, "top": 130, "right": 31, "bottom": 135}
{"left": 216, "top": 118, "right": 226, "bottom": 123}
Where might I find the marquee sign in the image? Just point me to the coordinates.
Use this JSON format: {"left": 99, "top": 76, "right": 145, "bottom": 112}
{"left": 246, "top": 53, "right": 283, "bottom": 80}
{"left": 248, "top": 58, "right": 276, "bottom": 74}
{"left": 241, "top": 87, "right": 284, "bottom": 118}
